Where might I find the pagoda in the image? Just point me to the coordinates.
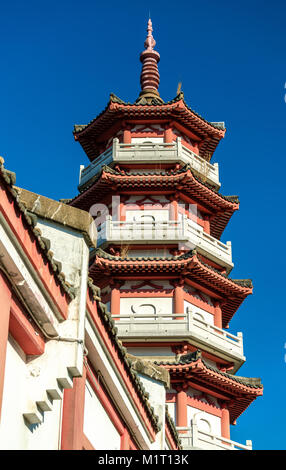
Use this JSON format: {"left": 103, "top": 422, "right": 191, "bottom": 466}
{"left": 69, "top": 19, "right": 263, "bottom": 450}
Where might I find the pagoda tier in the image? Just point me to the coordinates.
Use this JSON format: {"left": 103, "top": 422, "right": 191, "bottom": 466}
{"left": 70, "top": 164, "right": 239, "bottom": 240}
{"left": 68, "top": 19, "right": 262, "bottom": 450}
{"left": 73, "top": 92, "right": 225, "bottom": 162}
{"left": 155, "top": 350, "right": 263, "bottom": 425}
{"left": 89, "top": 248, "right": 252, "bottom": 329}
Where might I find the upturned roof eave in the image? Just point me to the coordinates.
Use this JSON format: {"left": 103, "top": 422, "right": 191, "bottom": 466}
{"left": 73, "top": 94, "right": 226, "bottom": 160}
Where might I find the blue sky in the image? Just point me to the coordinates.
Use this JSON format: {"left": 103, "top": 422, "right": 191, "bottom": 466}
{"left": 0, "top": 0, "right": 285, "bottom": 450}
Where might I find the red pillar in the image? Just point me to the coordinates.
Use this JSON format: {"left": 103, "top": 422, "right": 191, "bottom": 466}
{"left": 0, "top": 273, "right": 12, "bottom": 419}
{"left": 61, "top": 364, "right": 87, "bottom": 450}
{"left": 221, "top": 404, "right": 230, "bottom": 440}
{"left": 173, "top": 280, "right": 184, "bottom": 320}
{"left": 214, "top": 301, "right": 222, "bottom": 329}
{"left": 111, "top": 281, "right": 121, "bottom": 318}
{"left": 203, "top": 216, "right": 210, "bottom": 234}
{"left": 176, "top": 388, "right": 188, "bottom": 430}
{"left": 164, "top": 126, "right": 173, "bottom": 143}
{"left": 123, "top": 127, "right": 131, "bottom": 144}
{"left": 170, "top": 199, "right": 178, "bottom": 221}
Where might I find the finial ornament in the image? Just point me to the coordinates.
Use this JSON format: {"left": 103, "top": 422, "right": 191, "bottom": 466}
{"left": 137, "top": 18, "right": 163, "bottom": 103}
{"left": 144, "top": 18, "right": 156, "bottom": 50}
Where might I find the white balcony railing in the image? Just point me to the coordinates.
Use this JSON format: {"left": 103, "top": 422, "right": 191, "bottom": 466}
{"left": 112, "top": 309, "right": 244, "bottom": 360}
{"left": 79, "top": 138, "right": 220, "bottom": 189}
{"left": 97, "top": 216, "right": 233, "bottom": 269}
{"left": 177, "top": 424, "right": 252, "bottom": 450}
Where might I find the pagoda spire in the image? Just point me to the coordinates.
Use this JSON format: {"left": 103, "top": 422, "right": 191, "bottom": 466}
{"left": 137, "top": 18, "right": 164, "bottom": 103}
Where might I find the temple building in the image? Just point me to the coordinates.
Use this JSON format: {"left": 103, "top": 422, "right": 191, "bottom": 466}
{"left": 0, "top": 19, "right": 262, "bottom": 450}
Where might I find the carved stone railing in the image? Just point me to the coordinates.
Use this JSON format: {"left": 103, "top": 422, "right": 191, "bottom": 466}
{"left": 97, "top": 216, "right": 233, "bottom": 269}
{"left": 79, "top": 138, "right": 220, "bottom": 189}
{"left": 177, "top": 424, "right": 252, "bottom": 450}
{"left": 112, "top": 309, "right": 244, "bottom": 360}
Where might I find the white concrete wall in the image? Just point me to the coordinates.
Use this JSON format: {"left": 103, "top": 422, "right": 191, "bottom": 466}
{"left": 127, "top": 249, "right": 171, "bottom": 258}
{"left": 128, "top": 347, "right": 173, "bottom": 358}
{"left": 0, "top": 337, "right": 62, "bottom": 450}
{"left": 83, "top": 379, "right": 121, "bottom": 450}
{"left": 187, "top": 406, "right": 221, "bottom": 436}
{"left": 166, "top": 402, "right": 176, "bottom": 424}
{"left": 37, "top": 219, "right": 86, "bottom": 286}
{"left": 131, "top": 137, "right": 164, "bottom": 144}
{"left": 138, "top": 374, "right": 166, "bottom": 450}
{"left": 184, "top": 300, "right": 214, "bottom": 325}
{"left": 120, "top": 297, "right": 173, "bottom": 316}
{"left": 125, "top": 209, "right": 169, "bottom": 223}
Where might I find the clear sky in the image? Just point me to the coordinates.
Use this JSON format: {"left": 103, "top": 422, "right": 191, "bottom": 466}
{"left": 0, "top": 0, "right": 285, "bottom": 450}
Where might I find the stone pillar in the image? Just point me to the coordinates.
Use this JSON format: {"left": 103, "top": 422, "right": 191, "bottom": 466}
{"left": 0, "top": 273, "right": 12, "bottom": 419}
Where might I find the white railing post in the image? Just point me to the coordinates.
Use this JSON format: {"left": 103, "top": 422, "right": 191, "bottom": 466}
{"left": 192, "top": 420, "right": 198, "bottom": 447}
{"left": 213, "top": 162, "right": 219, "bottom": 181}
{"left": 112, "top": 137, "right": 119, "bottom": 160}
{"left": 129, "top": 313, "right": 134, "bottom": 332}
{"left": 246, "top": 440, "right": 252, "bottom": 450}
{"left": 187, "top": 307, "right": 192, "bottom": 332}
{"left": 106, "top": 215, "right": 112, "bottom": 240}
{"left": 183, "top": 214, "right": 188, "bottom": 238}
{"left": 226, "top": 240, "right": 232, "bottom": 256}
{"left": 177, "top": 137, "right": 182, "bottom": 158}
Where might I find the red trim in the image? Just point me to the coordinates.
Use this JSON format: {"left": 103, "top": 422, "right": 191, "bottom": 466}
{"left": 61, "top": 366, "right": 87, "bottom": 450}
{"left": 187, "top": 396, "right": 222, "bottom": 418}
{"left": 82, "top": 434, "right": 95, "bottom": 450}
{"left": 0, "top": 272, "right": 11, "bottom": 419}
{"left": 0, "top": 182, "right": 69, "bottom": 320}
{"left": 9, "top": 296, "right": 45, "bottom": 356}
{"left": 121, "top": 427, "right": 130, "bottom": 450}
{"left": 184, "top": 290, "right": 215, "bottom": 315}
{"left": 120, "top": 291, "right": 172, "bottom": 297}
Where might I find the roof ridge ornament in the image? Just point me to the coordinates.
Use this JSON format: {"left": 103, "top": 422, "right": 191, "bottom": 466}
{"left": 136, "top": 18, "right": 164, "bottom": 104}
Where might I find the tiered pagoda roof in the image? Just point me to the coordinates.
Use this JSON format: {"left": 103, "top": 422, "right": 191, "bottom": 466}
{"left": 154, "top": 350, "right": 263, "bottom": 423}
{"left": 89, "top": 248, "right": 252, "bottom": 327}
{"left": 69, "top": 164, "right": 239, "bottom": 239}
{"left": 73, "top": 92, "right": 225, "bottom": 162}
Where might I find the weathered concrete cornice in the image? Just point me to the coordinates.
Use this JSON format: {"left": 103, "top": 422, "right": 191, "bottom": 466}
{"left": 15, "top": 187, "right": 97, "bottom": 248}
{"left": 127, "top": 353, "right": 170, "bottom": 389}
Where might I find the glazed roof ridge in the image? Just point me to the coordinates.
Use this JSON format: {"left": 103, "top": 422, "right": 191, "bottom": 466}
{"left": 154, "top": 349, "right": 262, "bottom": 389}
{"left": 0, "top": 161, "right": 76, "bottom": 301}
{"left": 86, "top": 278, "right": 161, "bottom": 433}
